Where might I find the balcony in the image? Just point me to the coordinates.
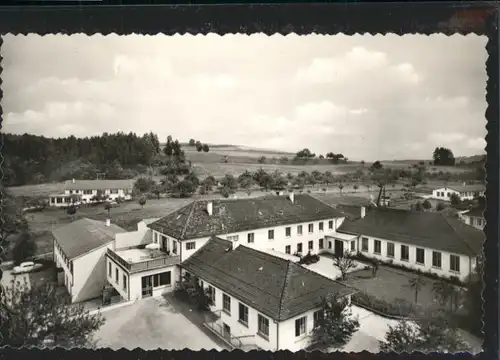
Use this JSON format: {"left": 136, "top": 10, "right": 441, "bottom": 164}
{"left": 107, "top": 247, "right": 180, "bottom": 274}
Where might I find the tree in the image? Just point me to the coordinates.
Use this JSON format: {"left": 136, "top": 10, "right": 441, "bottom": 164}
{"left": 238, "top": 171, "right": 254, "bottom": 189}
{"left": 269, "top": 170, "right": 287, "bottom": 191}
{"left": 201, "top": 176, "right": 216, "bottom": 193}
{"left": 332, "top": 252, "right": 357, "bottom": 280}
{"left": 66, "top": 205, "right": 77, "bottom": 220}
{"left": 184, "top": 172, "right": 200, "bottom": 187}
{"left": 202, "top": 144, "right": 210, "bottom": 153}
{"left": 407, "top": 276, "right": 426, "bottom": 303}
{"left": 138, "top": 196, "right": 147, "bottom": 209}
{"left": 371, "top": 161, "right": 383, "bottom": 171}
{"left": 172, "top": 180, "right": 197, "bottom": 198}
{"left": 12, "top": 232, "right": 37, "bottom": 266}
{"left": 436, "top": 202, "right": 446, "bottom": 211}
{"left": 0, "top": 278, "right": 105, "bottom": 347}
{"left": 258, "top": 156, "right": 266, "bottom": 164}
{"left": 450, "top": 193, "right": 461, "bottom": 206}
{"left": 380, "top": 310, "right": 469, "bottom": 353}
{"left": 196, "top": 142, "right": 203, "bottom": 152}
{"left": 422, "top": 199, "right": 432, "bottom": 210}
{"left": 433, "top": 147, "right": 456, "bottom": 166}
{"left": 319, "top": 155, "right": 325, "bottom": 159}
{"left": 104, "top": 202, "right": 112, "bottom": 217}
{"left": 189, "top": 139, "right": 196, "bottom": 146}
{"left": 296, "top": 148, "right": 316, "bottom": 159}
{"left": 311, "top": 293, "right": 360, "bottom": 349}
{"left": 133, "top": 177, "right": 155, "bottom": 194}
{"left": 338, "top": 183, "right": 344, "bottom": 194}
{"left": 414, "top": 202, "right": 423, "bottom": 212}
{"left": 371, "top": 259, "right": 380, "bottom": 277}
{"left": 432, "top": 279, "right": 461, "bottom": 312}
{"left": 353, "top": 184, "right": 359, "bottom": 193}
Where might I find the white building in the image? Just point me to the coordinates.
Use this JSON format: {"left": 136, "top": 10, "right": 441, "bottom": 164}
{"left": 337, "top": 207, "right": 484, "bottom": 281}
{"left": 147, "top": 193, "right": 348, "bottom": 263}
{"left": 52, "top": 218, "right": 127, "bottom": 302}
{"left": 432, "top": 184, "right": 485, "bottom": 202}
{"left": 49, "top": 179, "right": 134, "bottom": 207}
{"left": 105, "top": 218, "right": 181, "bottom": 301}
{"left": 459, "top": 207, "right": 486, "bottom": 230}
{"left": 180, "top": 236, "right": 356, "bottom": 351}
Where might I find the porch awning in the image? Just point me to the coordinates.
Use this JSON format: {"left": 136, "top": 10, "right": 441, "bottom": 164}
{"left": 325, "top": 233, "right": 357, "bottom": 241}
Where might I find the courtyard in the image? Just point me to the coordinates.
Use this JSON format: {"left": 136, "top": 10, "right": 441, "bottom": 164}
{"left": 94, "top": 296, "right": 225, "bottom": 351}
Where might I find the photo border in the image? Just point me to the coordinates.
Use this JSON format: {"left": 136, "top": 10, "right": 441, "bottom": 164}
{"left": 0, "top": 2, "right": 497, "bottom": 359}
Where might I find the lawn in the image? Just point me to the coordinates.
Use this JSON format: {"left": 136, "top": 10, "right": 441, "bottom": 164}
{"left": 343, "top": 266, "right": 443, "bottom": 310}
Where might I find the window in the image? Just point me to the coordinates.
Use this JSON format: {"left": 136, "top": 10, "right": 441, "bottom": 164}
{"left": 258, "top": 314, "right": 270, "bottom": 339}
{"left": 450, "top": 255, "right": 460, "bottom": 273}
{"left": 186, "top": 242, "right": 196, "bottom": 250}
{"left": 328, "top": 241, "right": 332, "bottom": 249}
{"left": 374, "top": 240, "right": 381, "bottom": 254}
{"left": 248, "top": 233, "right": 255, "bottom": 243}
{"left": 108, "top": 262, "right": 112, "bottom": 277}
{"left": 297, "top": 225, "right": 303, "bottom": 235}
{"left": 297, "top": 243, "right": 303, "bottom": 253}
{"left": 319, "top": 222, "right": 324, "bottom": 231}
{"left": 401, "top": 245, "right": 409, "bottom": 261}
{"left": 123, "top": 275, "right": 127, "bottom": 290}
{"left": 319, "top": 238, "right": 324, "bottom": 249}
{"left": 152, "top": 271, "right": 172, "bottom": 287}
{"left": 328, "top": 220, "right": 334, "bottom": 229}
{"left": 172, "top": 241, "right": 178, "bottom": 254}
{"left": 285, "top": 245, "right": 291, "bottom": 254}
{"left": 223, "top": 293, "right": 231, "bottom": 315}
{"left": 238, "top": 303, "right": 249, "bottom": 326}
{"left": 387, "top": 242, "right": 395, "bottom": 258}
{"left": 447, "top": 192, "right": 450, "bottom": 197}
{"left": 416, "top": 248, "right": 425, "bottom": 265}
{"left": 295, "top": 316, "right": 307, "bottom": 337}
{"left": 110, "top": 189, "right": 119, "bottom": 194}
{"left": 268, "top": 230, "right": 274, "bottom": 240}
{"left": 308, "top": 241, "right": 313, "bottom": 251}
{"left": 227, "top": 235, "right": 239, "bottom": 242}
{"left": 115, "top": 269, "right": 119, "bottom": 283}
{"left": 208, "top": 286, "right": 216, "bottom": 302}
{"left": 285, "top": 227, "right": 291, "bottom": 237}
{"left": 154, "top": 232, "right": 158, "bottom": 243}
{"left": 83, "top": 190, "right": 93, "bottom": 195}
{"left": 308, "top": 224, "right": 314, "bottom": 233}
{"left": 313, "top": 310, "right": 323, "bottom": 328}
{"left": 351, "top": 240, "right": 356, "bottom": 251}
{"left": 361, "top": 237, "right": 369, "bottom": 252}
{"left": 432, "top": 251, "right": 442, "bottom": 268}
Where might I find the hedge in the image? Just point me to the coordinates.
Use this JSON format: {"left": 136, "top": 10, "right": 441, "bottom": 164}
{"left": 351, "top": 291, "right": 419, "bottom": 319}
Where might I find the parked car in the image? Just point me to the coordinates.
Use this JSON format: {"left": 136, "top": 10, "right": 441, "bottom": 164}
{"left": 12, "top": 261, "right": 43, "bottom": 275}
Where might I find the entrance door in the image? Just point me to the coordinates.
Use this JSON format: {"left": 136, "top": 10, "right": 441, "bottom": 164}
{"left": 223, "top": 323, "right": 231, "bottom": 340}
{"left": 141, "top": 275, "right": 153, "bottom": 298}
{"left": 162, "top": 236, "right": 169, "bottom": 252}
{"left": 334, "top": 240, "right": 344, "bottom": 257}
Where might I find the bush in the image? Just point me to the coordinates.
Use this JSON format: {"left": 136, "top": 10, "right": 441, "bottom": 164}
{"left": 298, "top": 252, "right": 320, "bottom": 265}
{"left": 351, "top": 292, "right": 417, "bottom": 318}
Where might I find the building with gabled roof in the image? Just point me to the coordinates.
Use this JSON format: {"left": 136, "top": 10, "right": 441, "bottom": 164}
{"left": 148, "top": 193, "right": 347, "bottom": 261}
{"left": 53, "top": 218, "right": 127, "bottom": 302}
{"left": 180, "top": 236, "right": 356, "bottom": 351}
{"left": 337, "top": 207, "right": 484, "bottom": 281}
{"left": 432, "top": 183, "right": 485, "bottom": 202}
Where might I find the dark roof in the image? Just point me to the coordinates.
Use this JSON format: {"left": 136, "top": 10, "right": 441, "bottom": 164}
{"left": 337, "top": 208, "right": 484, "bottom": 256}
{"left": 64, "top": 179, "right": 134, "bottom": 191}
{"left": 311, "top": 194, "right": 371, "bottom": 207}
{"left": 464, "top": 207, "right": 485, "bottom": 218}
{"left": 149, "top": 194, "right": 345, "bottom": 240}
{"left": 181, "top": 236, "right": 355, "bottom": 321}
{"left": 335, "top": 204, "right": 364, "bottom": 220}
{"left": 52, "top": 218, "right": 127, "bottom": 260}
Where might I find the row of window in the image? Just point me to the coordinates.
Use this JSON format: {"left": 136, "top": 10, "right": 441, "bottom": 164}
{"left": 68, "top": 189, "right": 121, "bottom": 195}
{"left": 108, "top": 262, "right": 128, "bottom": 291}
{"left": 55, "top": 242, "right": 73, "bottom": 274}
{"left": 360, "top": 237, "right": 461, "bottom": 273}
{"left": 295, "top": 310, "right": 324, "bottom": 338}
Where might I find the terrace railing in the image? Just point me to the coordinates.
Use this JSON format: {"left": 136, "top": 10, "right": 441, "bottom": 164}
{"left": 106, "top": 248, "right": 180, "bottom": 274}
{"left": 203, "top": 313, "right": 259, "bottom": 351}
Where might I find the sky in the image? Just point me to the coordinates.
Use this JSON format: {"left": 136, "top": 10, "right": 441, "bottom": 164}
{"left": 2, "top": 34, "right": 487, "bottom": 161}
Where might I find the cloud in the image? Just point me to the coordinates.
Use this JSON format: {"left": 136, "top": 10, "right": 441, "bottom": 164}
{"left": 1, "top": 33, "right": 487, "bottom": 160}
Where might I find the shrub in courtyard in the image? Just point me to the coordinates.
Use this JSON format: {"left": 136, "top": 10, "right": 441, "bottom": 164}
{"left": 298, "top": 251, "right": 320, "bottom": 265}
{"left": 174, "top": 273, "right": 213, "bottom": 311}
{"left": 333, "top": 252, "right": 357, "bottom": 280}
{"left": 351, "top": 292, "right": 417, "bottom": 318}
{"left": 379, "top": 309, "right": 469, "bottom": 353}
{"left": 138, "top": 196, "right": 147, "bottom": 209}
{"left": 436, "top": 202, "right": 446, "bottom": 211}
{"left": 311, "top": 293, "right": 360, "bottom": 349}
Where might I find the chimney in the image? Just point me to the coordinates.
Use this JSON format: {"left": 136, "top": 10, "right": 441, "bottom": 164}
{"left": 361, "top": 206, "right": 366, "bottom": 219}
{"left": 72, "top": 178, "right": 75, "bottom": 184}
{"left": 289, "top": 192, "right": 295, "bottom": 203}
{"left": 106, "top": 218, "right": 111, "bottom": 227}
{"left": 207, "top": 201, "right": 213, "bottom": 216}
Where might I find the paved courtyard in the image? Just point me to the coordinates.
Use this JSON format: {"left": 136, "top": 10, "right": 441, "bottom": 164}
{"left": 94, "top": 296, "right": 223, "bottom": 351}
{"left": 303, "top": 254, "right": 369, "bottom": 280}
